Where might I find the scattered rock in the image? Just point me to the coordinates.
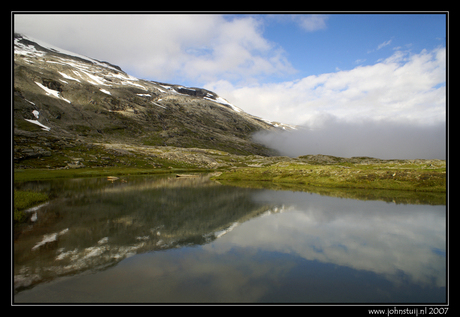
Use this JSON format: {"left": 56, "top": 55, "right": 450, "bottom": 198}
{"left": 66, "top": 158, "right": 86, "bottom": 168}
{"left": 18, "top": 146, "right": 51, "bottom": 159}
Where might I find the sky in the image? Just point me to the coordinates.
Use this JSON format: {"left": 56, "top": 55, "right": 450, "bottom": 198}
{"left": 13, "top": 13, "right": 447, "bottom": 159}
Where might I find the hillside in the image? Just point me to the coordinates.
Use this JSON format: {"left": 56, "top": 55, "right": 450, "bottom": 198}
{"left": 13, "top": 33, "right": 295, "bottom": 168}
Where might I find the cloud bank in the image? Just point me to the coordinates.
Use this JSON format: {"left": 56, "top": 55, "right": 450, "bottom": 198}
{"left": 253, "top": 115, "right": 446, "bottom": 159}
{"left": 206, "top": 46, "right": 446, "bottom": 126}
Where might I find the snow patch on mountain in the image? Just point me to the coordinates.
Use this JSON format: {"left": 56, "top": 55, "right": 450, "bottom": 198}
{"left": 34, "top": 81, "right": 71, "bottom": 103}
{"left": 58, "top": 71, "right": 80, "bottom": 82}
{"left": 24, "top": 119, "right": 51, "bottom": 131}
{"left": 205, "top": 96, "right": 242, "bottom": 113}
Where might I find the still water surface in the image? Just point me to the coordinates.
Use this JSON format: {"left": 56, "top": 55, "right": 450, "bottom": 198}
{"left": 13, "top": 174, "right": 446, "bottom": 303}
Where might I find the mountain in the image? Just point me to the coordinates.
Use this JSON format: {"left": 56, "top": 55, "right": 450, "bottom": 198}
{"left": 13, "top": 33, "right": 294, "bottom": 167}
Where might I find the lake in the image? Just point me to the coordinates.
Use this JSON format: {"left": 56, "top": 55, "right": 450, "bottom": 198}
{"left": 13, "top": 174, "right": 446, "bottom": 304}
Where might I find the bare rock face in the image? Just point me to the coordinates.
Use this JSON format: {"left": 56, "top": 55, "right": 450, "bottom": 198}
{"left": 14, "top": 33, "right": 293, "bottom": 160}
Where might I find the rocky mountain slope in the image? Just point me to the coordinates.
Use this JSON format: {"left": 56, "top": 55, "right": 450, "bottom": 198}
{"left": 13, "top": 33, "right": 293, "bottom": 166}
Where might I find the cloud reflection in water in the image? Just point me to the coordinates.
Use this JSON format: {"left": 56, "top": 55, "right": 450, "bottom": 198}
{"left": 207, "top": 190, "right": 446, "bottom": 288}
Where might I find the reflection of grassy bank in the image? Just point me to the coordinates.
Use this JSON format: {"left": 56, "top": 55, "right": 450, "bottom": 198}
{"left": 13, "top": 190, "right": 49, "bottom": 225}
{"left": 216, "top": 179, "right": 446, "bottom": 205}
{"left": 212, "top": 161, "right": 446, "bottom": 193}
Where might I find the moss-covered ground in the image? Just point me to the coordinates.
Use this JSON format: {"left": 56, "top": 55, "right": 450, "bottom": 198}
{"left": 212, "top": 160, "right": 446, "bottom": 193}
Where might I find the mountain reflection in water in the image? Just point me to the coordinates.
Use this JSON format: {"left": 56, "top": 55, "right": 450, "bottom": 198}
{"left": 13, "top": 175, "right": 446, "bottom": 303}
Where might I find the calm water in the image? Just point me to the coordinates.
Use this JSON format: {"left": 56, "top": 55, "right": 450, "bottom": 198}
{"left": 13, "top": 174, "right": 446, "bottom": 304}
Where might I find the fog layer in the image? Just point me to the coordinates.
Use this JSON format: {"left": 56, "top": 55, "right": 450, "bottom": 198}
{"left": 253, "top": 116, "right": 446, "bottom": 160}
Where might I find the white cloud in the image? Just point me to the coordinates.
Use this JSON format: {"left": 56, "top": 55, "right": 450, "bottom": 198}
{"left": 377, "top": 39, "right": 392, "bottom": 50}
{"left": 206, "top": 47, "right": 446, "bottom": 126}
{"left": 14, "top": 14, "right": 295, "bottom": 85}
{"left": 368, "top": 39, "right": 393, "bottom": 53}
{"left": 293, "top": 14, "right": 329, "bottom": 32}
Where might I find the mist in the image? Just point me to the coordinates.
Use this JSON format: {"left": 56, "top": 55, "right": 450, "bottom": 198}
{"left": 253, "top": 116, "right": 446, "bottom": 160}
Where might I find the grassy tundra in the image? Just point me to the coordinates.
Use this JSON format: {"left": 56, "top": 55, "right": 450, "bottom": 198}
{"left": 212, "top": 155, "right": 446, "bottom": 193}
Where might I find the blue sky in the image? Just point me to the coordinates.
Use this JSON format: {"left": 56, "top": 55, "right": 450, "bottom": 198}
{"left": 14, "top": 13, "right": 447, "bottom": 158}
{"left": 259, "top": 14, "right": 446, "bottom": 79}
